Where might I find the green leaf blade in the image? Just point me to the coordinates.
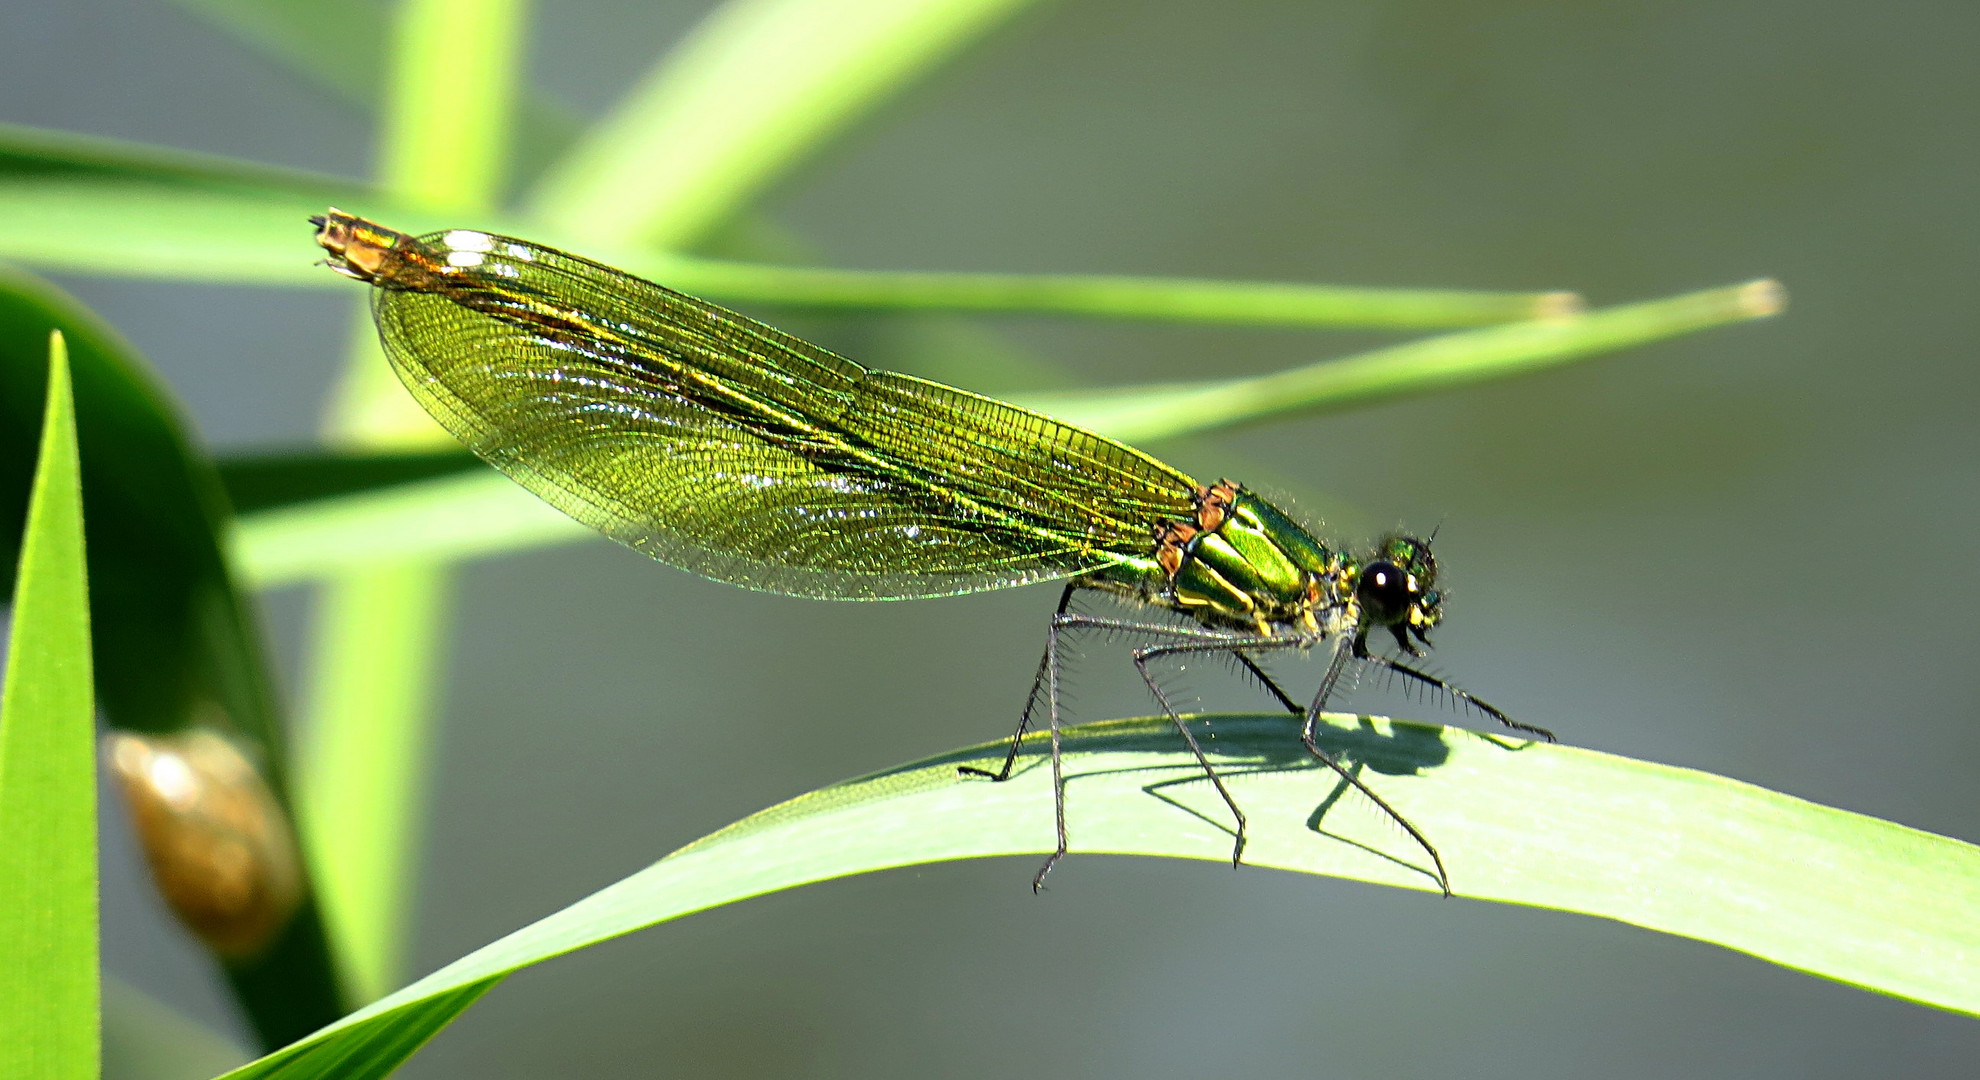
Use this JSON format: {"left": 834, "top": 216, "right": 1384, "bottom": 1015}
{"left": 292, "top": 0, "right": 534, "bottom": 1007}
{"left": 296, "top": 562, "right": 455, "bottom": 1004}
{"left": 633, "top": 257, "right": 1585, "bottom": 328}
{"left": 530, "top": 0, "right": 1042, "bottom": 249}
{"left": 218, "top": 714, "right": 1980, "bottom": 1080}
{"left": 1027, "top": 279, "right": 1788, "bottom": 441}
{"left": 376, "top": 0, "right": 528, "bottom": 213}
{"left": 0, "top": 268, "right": 345, "bottom": 1049}
{"left": 0, "top": 332, "right": 98, "bottom": 1080}
{"left": 233, "top": 470, "right": 583, "bottom": 588}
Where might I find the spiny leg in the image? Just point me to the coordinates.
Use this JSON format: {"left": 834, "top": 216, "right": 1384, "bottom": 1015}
{"left": 1027, "top": 614, "right": 1237, "bottom": 890}
{"left": 959, "top": 582, "right": 1077, "bottom": 784}
{"left": 1231, "top": 651, "right": 1302, "bottom": 714}
{"left": 960, "top": 588, "right": 1237, "bottom": 785}
{"left": 1129, "top": 637, "right": 1287, "bottom": 870}
{"left": 1352, "top": 646, "right": 1556, "bottom": 742}
{"left": 965, "top": 588, "right": 1245, "bottom": 890}
{"left": 1304, "top": 644, "right": 1452, "bottom": 896}
{"left": 1032, "top": 611, "right": 1071, "bottom": 891}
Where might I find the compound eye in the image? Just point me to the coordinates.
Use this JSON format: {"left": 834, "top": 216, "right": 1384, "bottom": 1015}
{"left": 1356, "top": 560, "right": 1413, "bottom": 625}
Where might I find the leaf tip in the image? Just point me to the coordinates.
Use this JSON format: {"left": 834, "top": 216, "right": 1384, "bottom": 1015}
{"left": 1737, "top": 278, "right": 1788, "bottom": 318}
{"left": 1535, "top": 291, "right": 1586, "bottom": 321}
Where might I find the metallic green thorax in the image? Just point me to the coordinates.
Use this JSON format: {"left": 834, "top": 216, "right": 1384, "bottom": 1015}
{"left": 1089, "top": 480, "right": 1446, "bottom": 649}
{"left": 1087, "top": 481, "right": 1340, "bottom": 634}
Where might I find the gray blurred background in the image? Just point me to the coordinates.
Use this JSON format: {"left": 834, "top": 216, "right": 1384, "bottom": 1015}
{"left": 7, "top": 0, "right": 1980, "bottom": 1075}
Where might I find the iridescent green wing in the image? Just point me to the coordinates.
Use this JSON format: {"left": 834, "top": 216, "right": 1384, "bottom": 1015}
{"left": 369, "top": 229, "right": 1199, "bottom": 600}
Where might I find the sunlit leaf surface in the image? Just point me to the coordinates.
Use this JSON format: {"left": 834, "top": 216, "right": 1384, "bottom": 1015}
{"left": 219, "top": 713, "right": 1980, "bottom": 1079}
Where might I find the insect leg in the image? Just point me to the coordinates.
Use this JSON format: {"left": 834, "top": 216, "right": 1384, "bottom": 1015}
{"left": 1302, "top": 643, "right": 1451, "bottom": 896}
{"left": 959, "top": 582, "right": 1078, "bottom": 784}
{"left": 1231, "top": 651, "right": 1302, "bottom": 714}
{"left": 1352, "top": 647, "right": 1557, "bottom": 742}
{"left": 1031, "top": 606, "right": 1072, "bottom": 892}
{"left": 1130, "top": 637, "right": 1274, "bottom": 870}
{"left": 960, "top": 589, "right": 1242, "bottom": 786}
{"left": 1015, "top": 612, "right": 1241, "bottom": 891}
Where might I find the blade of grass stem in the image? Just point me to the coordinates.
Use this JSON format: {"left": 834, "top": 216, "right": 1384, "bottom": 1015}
{"left": 590, "top": 244, "right": 1584, "bottom": 333}
{"left": 215, "top": 712, "right": 1980, "bottom": 1080}
{"left": 0, "top": 174, "right": 1577, "bottom": 329}
{"left": 1024, "top": 279, "right": 1786, "bottom": 442}
{"left": 234, "top": 470, "right": 580, "bottom": 588}
{"left": 529, "top": 0, "right": 1041, "bottom": 249}
{"left": 298, "top": 0, "right": 526, "bottom": 1005}
{"left": 376, "top": 0, "right": 526, "bottom": 213}
{"left": 0, "top": 333, "right": 97, "bottom": 1080}
{"left": 608, "top": 255, "right": 1583, "bottom": 327}
{"left": 215, "top": 448, "right": 480, "bottom": 516}
{"left": 0, "top": 125, "right": 1575, "bottom": 331}
{"left": 296, "top": 563, "right": 453, "bottom": 1006}
{"left": 0, "top": 268, "right": 343, "bottom": 1047}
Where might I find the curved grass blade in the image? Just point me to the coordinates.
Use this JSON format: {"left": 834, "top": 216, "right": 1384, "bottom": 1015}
{"left": 0, "top": 333, "right": 95, "bottom": 1080}
{"left": 375, "top": 0, "right": 526, "bottom": 215}
{"left": 1023, "top": 279, "right": 1787, "bottom": 442}
{"left": 530, "top": 0, "right": 1043, "bottom": 249}
{"left": 294, "top": 0, "right": 529, "bottom": 1006}
{"left": 216, "top": 712, "right": 1980, "bottom": 1080}
{"left": 668, "top": 259, "right": 1581, "bottom": 327}
{"left": 0, "top": 123, "right": 1577, "bottom": 327}
{"left": 215, "top": 447, "right": 481, "bottom": 516}
{"left": 233, "top": 470, "right": 578, "bottom": 587}
{"left": 0, "top": 123, "right": 424, "bottom": 284}
{"left": 0, "top": 267, "right": 343, "bottom": 1048}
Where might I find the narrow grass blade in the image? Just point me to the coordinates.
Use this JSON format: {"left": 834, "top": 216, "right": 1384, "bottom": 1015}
{"left": 297, "top": 563, "right": 453, "bottom": 1004}
{"left": 0, "top": 121, "right": 364, "bottom": 193}
{"left": 0, "top": 150, "right": 1580, "bottom": 331}
{"left": 215, "top": 447, "right": 480, "bottom": 515}
{"left": 296, "top": 0, "right": 526, "bottom": 1004}
{"left": 0, "top": 182, "right": 358, "bottom": 284}
{"left": 0, "top": 175, "right": 1582, "bottom": 331}
{"left": 611, "top": 256, "right": 1583, "bottom": 328}
{"left": 234, "top": 470, "right": 580, "bottom": 587}
{"left": 0, "top": 121, "right": 1577, "bottom": 331}
{"left": 529, "top": 0, "right": 1042, "bottom": 249}
{"left": 0, "top": 332, "right": 96, "bottom": 1080}
{"left": 216, "top": 712, "right": 1980, "bottom": 1080}
{"left": 376, "top": 0, "right": 526, "bottom": 213}
{"left": 0, "top": 267, "right": 343, "bottom": 1047}
{"left": 1025, "top": 279, "right": 1787, "bottom": 442}
{"left": 0, "top": 123, "right": 432, "bottom": 284}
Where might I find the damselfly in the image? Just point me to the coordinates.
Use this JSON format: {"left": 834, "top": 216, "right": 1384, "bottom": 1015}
{"left": 312, "top": 210, "right": 1552, "bottom": 893}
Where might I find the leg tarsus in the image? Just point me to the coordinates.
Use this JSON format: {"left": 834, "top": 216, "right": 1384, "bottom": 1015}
{"left": 1132, "top": 642, "right": 1256, "bottom": 871}
{"left": 961, "top": 582, "right": 1077, "bottom": 784}
{"left": 1300, "top": 707, "right": 1452, "bottom": 897}
{"left": 1033, "top": 610, "right": 1071, "bottom": 892}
